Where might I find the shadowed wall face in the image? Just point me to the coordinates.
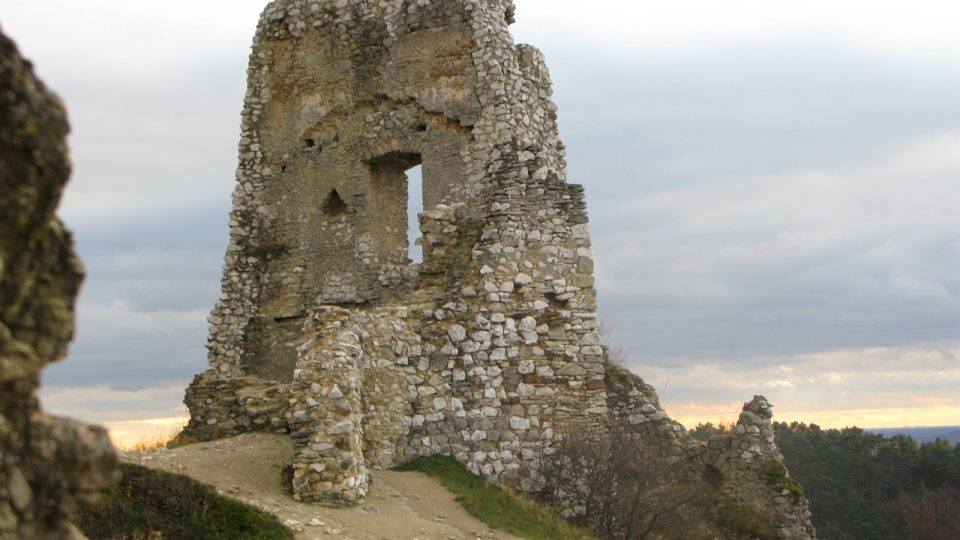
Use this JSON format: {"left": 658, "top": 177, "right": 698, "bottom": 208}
{"left": 235, "top": 10, "right": 482, "bottom": 379}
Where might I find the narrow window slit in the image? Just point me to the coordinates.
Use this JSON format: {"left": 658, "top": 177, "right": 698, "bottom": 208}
{"left": 407, "top": 164, "right": 424, "bottom": 263}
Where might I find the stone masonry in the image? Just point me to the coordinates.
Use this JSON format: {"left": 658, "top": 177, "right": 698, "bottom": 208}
{"left": 0, "top": 27, "right": 118, "bottom": 540}
{"left": 180, "top": 1, "right": 816, "bottom": 536}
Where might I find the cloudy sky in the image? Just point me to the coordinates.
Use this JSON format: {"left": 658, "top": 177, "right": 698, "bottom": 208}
{"left": 3, "top": 0, "right": 958, "bottom": 441}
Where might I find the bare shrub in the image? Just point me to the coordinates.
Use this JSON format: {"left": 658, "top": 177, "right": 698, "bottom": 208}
{"left": 689, "top": 421, "right": 735, "bottom": 442}
{"left": 597, "top": 320, "right": 629, "bottom": 367}
{"left": 538, "top": 425, "right": 708, "bottom": 539}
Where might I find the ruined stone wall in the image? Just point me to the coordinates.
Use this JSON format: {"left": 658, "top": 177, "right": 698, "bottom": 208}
{"left": 205, "top": 0, "right": 570, "bottom": 381}
{"left": 0, "top": 27, "right": 117, "bottom": 540}
{"left": 187, "top": 0, "right": 603, "bottom": 501}
{"left": 182, "top": 1, "right": 816, "bottom": 536}
{"left": 605, "top": 368, "right": 817, "bottom": 538}
{"left": 689, "top": 396, "right": 818, "bottom": 539}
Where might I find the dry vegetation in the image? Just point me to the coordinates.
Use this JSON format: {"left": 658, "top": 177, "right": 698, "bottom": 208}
{"left": 536, "top": 425, "right": 777, "bottom": 539}
{"left": 114, "top": 433, "right": 178, "bottom": 452}
{"left": 537, "top": 425, "right": 709, "bottom": 539}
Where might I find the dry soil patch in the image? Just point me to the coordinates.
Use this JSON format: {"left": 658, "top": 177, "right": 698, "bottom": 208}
{"left": 123, "top": 433, "right": 522, "bottom": 540}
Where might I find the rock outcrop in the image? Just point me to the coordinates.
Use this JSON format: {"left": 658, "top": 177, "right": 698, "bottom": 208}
{"left": 0, "top": 27, "right": 117, "bottom": 540}
{"left": 179, "top": 1, "right": 817, "bottom": 536}
{"left": 605, "top": 369, "right": 816, "bottom": 538}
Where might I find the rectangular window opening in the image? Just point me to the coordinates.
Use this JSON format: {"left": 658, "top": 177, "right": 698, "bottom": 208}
{"left": 406, "top": 164, "right": 424, "bottom": 264}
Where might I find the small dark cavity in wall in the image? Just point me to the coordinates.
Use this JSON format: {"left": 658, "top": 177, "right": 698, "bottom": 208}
{"left": 323, "top": 189, "right": 348, "bottom": 217}
{"left": 273, "top": 314, "right": 305, "bottom": 323}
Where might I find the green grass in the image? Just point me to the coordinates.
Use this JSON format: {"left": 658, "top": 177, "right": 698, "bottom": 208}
{"left": 603, "top": 363, "right": 633, "bottom": 387}
{"left": 762, "top": 460, "right": 805, "bottom": 504}
{"left": 75, "top": 463, "right": 293, "bottom": 540}
{"left": 394, "top": 454, "right": 593, "bottom": 540}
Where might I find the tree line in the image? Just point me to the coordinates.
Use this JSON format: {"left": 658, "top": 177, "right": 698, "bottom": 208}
{"left": 694, "top": 421, "right": 960, "bottom": 539}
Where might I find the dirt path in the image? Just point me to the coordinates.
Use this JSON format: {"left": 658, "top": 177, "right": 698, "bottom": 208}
{"left": 122, "top": 433, "right": 522, "bottom": 540}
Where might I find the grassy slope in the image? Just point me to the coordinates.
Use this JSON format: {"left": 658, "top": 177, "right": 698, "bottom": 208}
{"left": 394, "top": 454, "right": 594, "bottom": 540}
{"left": 76, "top": 463, "right": 293, "bottom": 540}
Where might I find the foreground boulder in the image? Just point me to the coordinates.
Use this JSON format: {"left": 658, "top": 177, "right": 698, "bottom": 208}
{"left": 0, "top": 26, "right": 117, "bottom": 539}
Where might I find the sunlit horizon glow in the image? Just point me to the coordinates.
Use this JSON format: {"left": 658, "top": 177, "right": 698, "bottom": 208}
{"left": 102, "top": 407, "right": 960, "bottom": 450}
{"left": 102, "top": 416, "right": 189, "bottom": 450}
{"left": 670, "top": 401, "right": 960, "bottom": 430}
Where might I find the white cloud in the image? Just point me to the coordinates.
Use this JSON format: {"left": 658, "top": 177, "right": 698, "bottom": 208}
{"left": 513, "top": 0, "right": 960, "bottom": 61}
{"left": 2, "top": 1, "right": 265, "bottom": 77}
{"left": 633, "top": 341, "right": 960, "bottom": 416}
{"left": 2, "top": 1, "right": 262, "bottom": 227}
{"left": 39, "top": 384, "right": 188, "bottom": 424}
{"left": 59, "top": 110, "right": 238, "bottom": 226}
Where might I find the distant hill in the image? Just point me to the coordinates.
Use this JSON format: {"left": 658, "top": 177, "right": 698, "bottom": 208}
{"left": 868, "top": 425, "right": 960, "bottom": 444}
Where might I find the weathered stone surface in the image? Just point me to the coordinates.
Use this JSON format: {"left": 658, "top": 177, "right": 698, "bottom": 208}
{"left": 689, "top": 396, "right": 818, "bottom": 539}
{"left": 606, "top": 367, "right": 817, "bottom": 537}
{"left": 0, "top": 27, "right": 118, "bottom": 540}
{"left": 184, "top": 0, "right": 604, "bottom": 503}
{"left": 180, "top": 1, "right": 815, "bottom": 536}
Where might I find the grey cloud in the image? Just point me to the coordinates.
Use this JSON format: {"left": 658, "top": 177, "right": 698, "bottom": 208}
{"left": 43, "top": 300, "right": 209, "bottom": 391}
{"left": 544, "top": 43, "right": 960, "bottom": 194}
{"left": 523, "top": 43, "right": 960, "bottom": 365}
{"left": 592, "top": 135, "right": 960, "bottom": 364}
{"left": 39, "top": 385, "right": 188, "bottom": 424}
{"left": 632, "top": 342, "right": 960, "bottom": 409}
{"left": 8, "top": 7, "right": 956, "bottom": 424}
{"left": 41, "top": 208, "right": 228, "bottom": 390}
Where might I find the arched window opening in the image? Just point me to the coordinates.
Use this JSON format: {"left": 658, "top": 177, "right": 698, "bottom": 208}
{"left": 322, "top": 188, "right": 348, "bottom": 217}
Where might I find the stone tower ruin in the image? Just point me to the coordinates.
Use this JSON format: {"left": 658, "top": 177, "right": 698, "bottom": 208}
{"left": 181, "top": 1, "right": 816, "bottom": 537}
{"left": 186, "top": 0, "right": 604, "bottom": 501}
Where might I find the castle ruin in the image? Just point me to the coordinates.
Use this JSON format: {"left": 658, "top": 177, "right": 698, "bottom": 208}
{"left": 180, "top": 1, "right": 817, "bottom": 537}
